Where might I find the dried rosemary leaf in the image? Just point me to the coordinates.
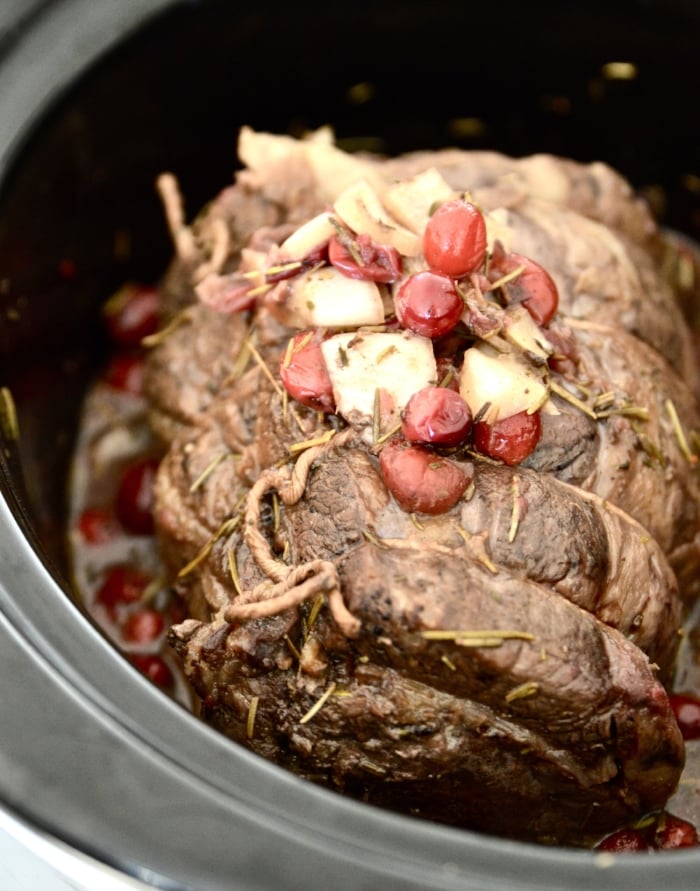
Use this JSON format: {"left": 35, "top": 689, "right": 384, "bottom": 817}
{"left": 0, "top": 387, "right": 19, "bottom": 440}
{"left": 374, "top": 422, "right": 402, "bottom": 446}
{"left": 299, "top": 681, "right": 337, "bottom": 725}
{"left": 372, "top": 388, "right": 381, "bottom": 444}
{"left": 596, "top": 403, "right": 650, "bottom": 422}
{"left": 508, "top": 475, "right": 521, "bottom": 543}
{"left": 281, "top": 336, "right": 296, "bottom": 370}
{"left": 177, "top": 515, "right": 240, "bottom": 578}
{"left": 487, "top": 263, "right": 526, "bottom": 292}
{"left": 141, "top": 308, "right": 191, "bottom": 348}
{"left": 224, "top": 332, "right": 255, "bottom": 384}
{"left": 549, "top": 380, "right": 597, "bottom": 419}
{"left": 265, "top": 260, "right": 303, "bottom": 278}
{"left": 422, "top": 629, "right": 535, "bottom": 643}
{"left": 246, "top": 338, "right": 284, "bottom": 398}
{"left": 441, "top": 654, "right": 457, "bottom": 671}
{"left": 284, "top": 634, "right": 302, "bottom": 661}
{"left": 504, "top": 681, "right": 539, "bottom": 703}
{"left": 246, "top": 283, "right": 273, "bottom": 299}
{"left": 362, "top": 528, "right": 389, "bottom": 550}
{"left": 246, "top": 695, "right": 260, "bottom": 739}
{"left": 270, "top": 491, "right": 280, "bottom": 534}
{"left": 592, "top": 390, "right": 616, "bottom": 411}
{"left": 189, "top": 451, "right": 231, "bottom": 493}
{"left": 307, "top": 593, "right": 325, "bottom": 630}
{"left": 288, "top": 428, "right": 336, "bottom": 455}
{"left": 226, "top": 547, "right": 242, "bottom": 596}
{"left": 666, "top": 398, "right": 698, "bottom": 465}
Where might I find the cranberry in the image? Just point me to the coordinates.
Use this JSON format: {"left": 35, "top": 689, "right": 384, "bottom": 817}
{"left": 596, "top": 827, "right": 650, "bottom": 853}
{"left": 328, "top": 234, "right": 402, "bottom": 283}
{"left": 402, "top": 386, "right": 472, "bottom": 447}
{"left": 379, "top": 438, "right": 472, "bottom": 514}
{"left": 122, "top": 608, "right": 165, "bottom": 644}
{"left": 473, "top": 411, "right": 542, "bottom": 466}
{"left": 669, "top": 693, "right": 700, "bottom": 740}
{"left": 395, "top": 271, "right": 464, "bottom": 339}
{"left": 655, "top": 814, "right": 699, "bottom": 850}
{"left": 279, "top": 330, "right": 335, "bottom": 413}
{"left": 423, "top": 199, "right": 487, "bottom": 277}
{"left": 103, "top": 284, "right": 160, "bottom": 347}
{"left": 489, "top": 249, "right": 559, "bottom": 327}
{"left": 130, "top": 654, "right": 174, "bottom": 689}
{"left": 77, "top": 507, "right": 118, "bottom": 544}
{"left": 115, "top": 457, "right": 159, "bottom": 535}
{"left": 103, "top": 352, "right": 146, "bottom": 395}
{"left": 96, "top": 566, "right": 151, "bottom": 617}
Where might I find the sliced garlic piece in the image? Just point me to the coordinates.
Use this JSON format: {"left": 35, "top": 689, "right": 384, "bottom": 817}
{"left": 321, "top": 330, "right": 436, "bottom": 430}
{"left": 334, "top": 180, "right": 422, "bottom": 256}
{"left": 382, "top": 168, "right": 457, "bottom": 234}
{"left": 459, "top": 342, "right": 549, "bottom": 424}
{"left": 280, "top": 211, "right": 337, "bottom": 258}
{"left": 286, "top": 266, "right": 385, "bottom": 328}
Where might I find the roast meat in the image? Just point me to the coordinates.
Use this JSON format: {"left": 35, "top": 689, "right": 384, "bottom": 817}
{"left": 144, "top": 130, "right": 700, "bottom": 845}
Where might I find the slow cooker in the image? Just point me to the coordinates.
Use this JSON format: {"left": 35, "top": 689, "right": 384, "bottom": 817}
{"left": 2, "top": 1, "right": 700, "bottom": 888}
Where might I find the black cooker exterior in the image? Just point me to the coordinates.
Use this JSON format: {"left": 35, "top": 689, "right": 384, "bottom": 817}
{"left": 2, "top": 1, "right": 700, "bottom": 888}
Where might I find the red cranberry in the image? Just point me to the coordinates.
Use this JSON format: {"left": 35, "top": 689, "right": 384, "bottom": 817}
{"left": 95, "top": 566, "right": 151, "bottom": 618}
{"left": 279, "top": 330, "right": 335, "bottom": 413}
{"left": 115, "top": 457, "right": 159, "bottom": 535}
{"left": 103, "top": 352, "right": 146, "bottom": 395}
{"left": 122, "top": 608, "right": 165, "bottom": 644}
{"left": 77, "top": 507, "right": 118, "bottom": 544}
{"left": 379, "top": 438, "right": 472, "bottom": 515}
{"left": 596, "top": 827, "right": 650, "bottom": 853}
{"left": 669, "top": 693, "right": 700, "bottom": 740}
{"left": 130, "top": 654, "right": 174, "bottom": 689}
{"left": 423, "top": 199, "right": 487, "bottom": 277}
{"left": 473, "top": 410, "right": 542, "bottom": 466}
{"left": 103, "top": 284, "right": 160, "bottom": 347}
{"left": 394, "top": 271, "right": 464, "bottom": 339}
{"left": 656, "top": 814, "right": 700, "bottom": 850}
{"left": 401, "top": 386, "right": 472, "bottom": 447}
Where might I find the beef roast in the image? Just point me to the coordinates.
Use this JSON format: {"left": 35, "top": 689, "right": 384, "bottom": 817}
{"left": 145, "top": 129, "right": 700, "bottom": 846}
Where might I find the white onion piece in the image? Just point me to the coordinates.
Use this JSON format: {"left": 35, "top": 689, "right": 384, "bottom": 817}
{"left": 459, "top": 342, "right": 549, "bottom": 423}
{"left": 321, "top": 330, "right": 436, "bottom": 431}
{"left": 280, "top": 212, "right": 337, "bottom": 258}
{"left": 484, "top": 207, "right": 514, "bottom": 253}
{"left": 285, "top": 266, "right": 385, "bottom": 328}
{"left": 333, "top": 180, "right": 422, "bottom": 257}
{"left": 382, "top": 167, "right": 456, "bottom": 234}
{"left": 502, "top": 305, "right": 553, "bottom": 361}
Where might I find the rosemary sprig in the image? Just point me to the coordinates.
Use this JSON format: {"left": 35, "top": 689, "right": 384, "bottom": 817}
{"left": 508, "top": 475, "right": 521, "bottom": 543}
{"left": 189, "top": 451, "right": 233, "bottom": 493}
{"left": 226, "top": 546, "right": 243, "bottom": 596}
{"left": 177, "top": 515, "right": 240, "bottom": 578}
{"left": 141, "top": 308, "right": 191, "bottom": 348}
{"left": 246, "top": 695, "right": 259, "bottom": 739}
{"left": 288, "top": 428, "right": 336, "bottom": 455}
{"left": 504, "top": 681, "right": 539, "bottom": 703}
{"left": 0, "top": 387, "right": 19, "bottom": 440}
{"left": 666, "top": 398, "right": 698, "bottom": 465}
{"left": 299, "top": 681, "right": 337, "bottom": 725}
